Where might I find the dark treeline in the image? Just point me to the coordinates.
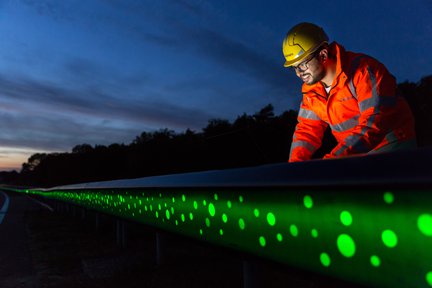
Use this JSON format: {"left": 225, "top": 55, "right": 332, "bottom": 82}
{"left": 1, "top": 75, "right": 431, "bottom": 187}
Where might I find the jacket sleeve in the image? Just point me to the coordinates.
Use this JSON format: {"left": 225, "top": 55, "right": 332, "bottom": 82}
{"left": 289, "top": 100, "right": 328, "bottom": 162}
{"left": 324, "top": 59, "right": 398, "bottom": 159}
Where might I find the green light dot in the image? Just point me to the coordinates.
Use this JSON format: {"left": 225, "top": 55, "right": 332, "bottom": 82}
{"left": 175, "top": 220, "right": 178, "bottom": 226}
{"left": 303, "top": 195, "right": 313, "bottom": 209}
{"left": 200, "top": 229, "right": 203, "bottom": 235}
{"left": 128, "top": 204, "right": 131, "bottom": 209}
{"left": 208, "top": 203, "right": 216, "bottom": 217}
{"left": 259, "top": 236, "right": 266, "bottom": 247}
{"left": 139, "top": 200, "right": 142, "bottom": 205}
{"left": 155, "top": 211, "right": 159, "bottom": 218}
{"left": 239, "top": 218, "right": 245, "bottom": 230}
{"left": 172, "top": 197, "right": 175, "bottom": 203}
{"left": 182, "top": 195, "right": 186, "bottom": 202}
{"left": 219, "top": 229, "right": 224, "bottom": 236}
{"left": 254, "top": 208, "right": 260, "bottom": 217}
{"left": 181, "top": 214, "right": 185, "bottom": 222}
{"left": 158, "top": 204, "right": 161, "bottom": 210}
{"left": 189, "top": 213, "right": 194, "bottom": 221}
{"left": 370, "top": 255, "right": 381, "bottom": 267}
{"left": 290, "top": 224, "right": 298, "bottom": 237}
{"left": 205, "top": 218, "right": 211, "bottom": 227}
{"left": 340, "top": 211, "right": 353, "bottom": 226}
{"left": 193, "top": 201, "right": 198, "bottom": 210}
{"left": 203, "top": 200, "right": 207, "bottom": 206}
{"left": 214, "top": 194, "right": 219, "bottom": 200}
{"left": 337, "top": 234, "right": 356, "bottom": 257}
{"left": 150, "top": 205, "right": 153, "bottom": 211}
{"left": 239, "top": 196, "right": 244, "bottom": 203}
{"left": 171, "top": 207, "right": 174, "bottom": 214}
{"left": 382, "top": 230, "right": 398, "bottom": 248}
{"left": 320, "top": 253, "right": 331, "bottom": 267}
{"left": 311, "top": 229, "right": 318, "bottom": 238}
{"left": 165, "top": 210, "right": 170, "bottom": 220}
{"left": 276, "top": 233, "right": 283, "bottom": 242}
{"left": 227, "top": 201, "right": 232, "bottom": 209}
{"left": 222, "top": 214, "right": 228, "bottom": 223}
{"left": 418, "top": 214, "right": 432, "bottom": 237}
{"left": 267, "top": 212, "right": 276, "bottom": 226}
{"left": 383, "top": 192, "right": 394, "bottom": 204}
{"left": 426, "top": 271, "right": 432, "bottom": 286}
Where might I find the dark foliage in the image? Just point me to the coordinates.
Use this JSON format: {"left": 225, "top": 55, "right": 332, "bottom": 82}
{"left": 2, "top": 76, "right": 431, "bottom": 187}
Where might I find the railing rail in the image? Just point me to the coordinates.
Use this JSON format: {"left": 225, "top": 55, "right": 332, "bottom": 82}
{"left": 8, "top": 148, "right": 432, "bottom": 288}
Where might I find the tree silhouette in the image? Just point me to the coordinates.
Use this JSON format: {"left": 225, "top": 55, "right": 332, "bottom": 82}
{"left": 2, "top": 75, "right": 429, "bottom": 187}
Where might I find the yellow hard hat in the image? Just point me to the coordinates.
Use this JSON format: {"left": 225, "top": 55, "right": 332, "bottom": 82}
{"left": 282, "top": 23, "right": 329, "bottom": 67}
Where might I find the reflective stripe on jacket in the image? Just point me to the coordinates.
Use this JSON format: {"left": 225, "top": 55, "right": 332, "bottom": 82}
{"left": 289, "top": 42, "right": 416, "bottom": 162}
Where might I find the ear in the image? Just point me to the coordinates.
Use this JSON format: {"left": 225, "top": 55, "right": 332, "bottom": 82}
{"left": 318, "top": 48, "right": 329, "bottom": 62}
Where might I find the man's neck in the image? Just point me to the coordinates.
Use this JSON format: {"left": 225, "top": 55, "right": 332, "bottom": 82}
{"left": 320, "top": 60, "right": 336, "bottom": 88}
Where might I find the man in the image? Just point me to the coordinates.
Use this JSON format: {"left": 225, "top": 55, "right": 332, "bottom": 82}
{"left": 283, "top": 22, "right": 416, "bottom": 162}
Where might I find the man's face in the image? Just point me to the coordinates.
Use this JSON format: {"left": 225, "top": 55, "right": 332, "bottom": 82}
{"left": 292, "top": 52, "right": 326, "bottom": 85}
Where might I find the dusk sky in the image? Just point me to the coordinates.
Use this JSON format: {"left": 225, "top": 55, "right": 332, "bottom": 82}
{"left": 0, "top": 0, "right": 431, "bottom": 171}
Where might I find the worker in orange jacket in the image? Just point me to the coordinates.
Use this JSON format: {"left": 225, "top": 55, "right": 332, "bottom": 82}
{"left": 283, "top": 23, "right": 416, "bottom": 162}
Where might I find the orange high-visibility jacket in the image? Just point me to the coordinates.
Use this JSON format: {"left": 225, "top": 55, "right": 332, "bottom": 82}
{"left": 289, "top": 42, "right": 416, "bottom": 162}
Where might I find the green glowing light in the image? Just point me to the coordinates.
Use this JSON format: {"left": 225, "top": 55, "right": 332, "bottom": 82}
{"left": 172, "top": 197, "right": 175, "bottom": 203}
{"left": 214, "top": 194, "right": 219, "bottom": 200}
{"left": 193, "top": 201, "right": 198, "bottom": 210}
{"left": 418, "top": 214, "right": 432, "bottom": 237}
{"left": 181, "top": 214, "right": 185, "bottom": 222}
{"left": 158, "top": 204, "right": 161, "bottom": 210}
{"left": 340, "top": 211, "right": 353, "bottom": 226}
{"left": 219, "top": 229, "right": 223, "bottom": 236}
{"left": 290, "top": 225, "right": 298, "bottom": 237}
{"left": 222, "top": 214, "right": 228, "bottom": 223}
{"left": 239, "top": 196, "right": 244, "bottom": 203}
{"left": 426, "top": 271, "right": 432, "bottom": 286}
{"left": 259, "top": 236, "right": 266, "bottom": 247}
{"left": 171, "top": 207, "right": 174, "bottom": 214}
{"left": 208, "top": 203, "right": 216, "bottom": 217}
{"left": 203, "top": 200, "right": 207, "bottom": 206}
{"left": 175, "top": 220, "right": 178, "bottom": 226}
{"left": 239, "top": 218, "right": 245, "bottom": 230}
{"left": 320, "top": 253, "right": 331, "bottom": 267}
{"left": 155, "top": 211, "right": 159, "bottom": 218}
{"left": 267, "top": 212, "right": 276, "bottom": 226}
{"left": 165, "top": 210, "right": 170, "bottom": 220}
{"left": 276, "top": 233, "right": 283, "bottom": 242}
{"left": 205, "top": 218, "right": 211, "bottom": 227}
{"left": 382, "top": 230, "right": 398, "bottom": 248}
{"left": 337, "top": 234, "right": 356, "bottom": 257}
{"left": 370, "top": 255, "right": 381, "bottom": 267}
{"left": 200, "top": 229, "right": 203, "bottom": 235}
{"left": 227, "top": 201, "right": 232, "bottom": 208}
{"left": 303, "top": 195, "right": 313, "bottom": 209}
{"left": 182, "top": 195, "right": 186, "bottom": 202}
{"left": 254, "top": 208, "right": 260, "bottom": 218}
{"left": 189, "top": 212, "right": 194, "bottom": 221}
{"left": 383, "top": 192, "right": 394, "bottom": 204}
{"left": 311, "top": 229, "right": 318, "bottom": 238}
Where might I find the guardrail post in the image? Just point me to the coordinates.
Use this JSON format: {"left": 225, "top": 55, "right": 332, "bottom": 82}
{"left": 243, "top": 260, "right": 260, "bottom": 288}
{"left": 94, "top": 212, "right": 99, "bottom": 231}
{"left": 155, "top": 231, "right": 165, "bottom": 266}
{"left": 116, "top": 220, "right": 127, "bottom": 248}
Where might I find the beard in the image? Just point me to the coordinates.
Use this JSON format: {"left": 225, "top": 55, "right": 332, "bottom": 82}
{"left": 302, "top": 65, "right": 326, "bottom": 86}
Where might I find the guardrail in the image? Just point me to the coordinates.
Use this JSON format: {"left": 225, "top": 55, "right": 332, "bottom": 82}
{"left": 8, "top": 147, "right": 432, "bottom": 288}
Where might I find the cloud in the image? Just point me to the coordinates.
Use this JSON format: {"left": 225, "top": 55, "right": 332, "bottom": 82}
{"left": 0, "top": 73, "right": 216, "bottom": 152}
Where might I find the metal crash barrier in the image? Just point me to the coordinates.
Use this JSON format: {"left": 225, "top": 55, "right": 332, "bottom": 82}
{"left": 8, "top": 148, "right": 432, "bottom": 287}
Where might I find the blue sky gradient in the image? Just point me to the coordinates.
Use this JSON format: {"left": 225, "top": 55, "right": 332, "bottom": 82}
{"left": 0, "top": 0, "right": 431, "bottom": 170}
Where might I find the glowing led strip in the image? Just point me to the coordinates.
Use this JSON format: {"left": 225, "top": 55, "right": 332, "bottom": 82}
{"left": 15, "top": 187, "right": 432, "bottom": 288}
